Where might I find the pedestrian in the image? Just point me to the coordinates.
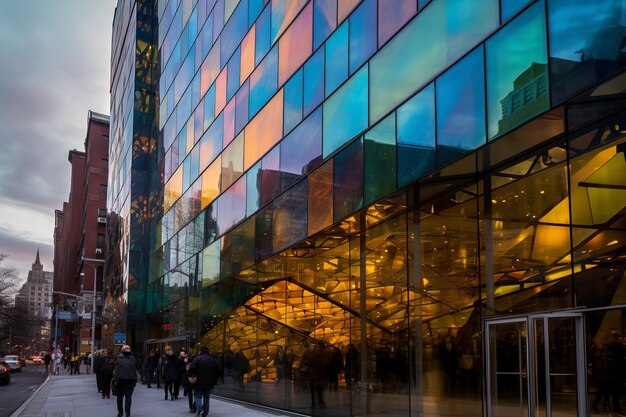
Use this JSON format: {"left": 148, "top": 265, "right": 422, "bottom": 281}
{"left": 115, "top": 345, "right": 138, "bottom": 417}
{"left": 70, "top": 353, "right": 79, "bottom": 375}
{"left": 187, "top": 346, "right": 220, "bottom": 417}
{"left": 85, "top": 352, "right": 92, "bottom": 374}
{"left": 44, "top": 352, "right": 52, "bottom": 374}
{"left": 183, "top": 351, "right": 196, "bottom": 414}
{"left": 176, "top": 351, "right": 187, "bottom": 400}
{"left": 144, "top": 350, "right": 158, "bottom": 388}
{"left": 101, "top": 348, "right": 116, "bottom": 399}
{"left": 93, "top": 350, "right": 104, "bottom": 393}
{"left": 163, "top": 349, "right": 179, "bottom": 400}
{"left": 53, "top": 350, "right": 62, "bottom": 375}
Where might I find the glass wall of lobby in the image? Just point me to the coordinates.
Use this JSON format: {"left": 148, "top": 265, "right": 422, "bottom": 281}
{"left": 152, "top": 95, "right": 626, "bottom": 416}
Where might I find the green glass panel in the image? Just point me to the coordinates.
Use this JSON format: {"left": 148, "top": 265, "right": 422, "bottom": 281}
{"left": 364, "top": 113, "right": 396, "bottom": 205}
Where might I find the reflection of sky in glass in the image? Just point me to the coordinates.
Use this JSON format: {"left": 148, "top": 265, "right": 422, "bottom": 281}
{"left": 249, "top": 46, "right": 278, "bottom": 117}
{"left": 338, "top": 0, "right": 361, "bottom": 23}
{"left": 487, "top": 1, "right": 547, "bottom": 138}
{"left": 255, "top": 6, "right": 271, "bottom": 65}
{"left": 201, "top": 38, "right": 220, "bottom": 97}
{"left": 436, "top": 46, "right": 486, "bottom": 150}
{"left": 226, "top": 49, "right": 240, "bottom": 102}
{"left": 217, "top": 176, "right": 247, "bottom": 234}
{"left": 303, "top": 47, "right": 324, "bottom": 116}
{"left": 378, "top": 0, "right": 416, "bottom": 46}
{"left": 214, "top": 68, "right": 227, "bottom": 115}
{"left": 278, "top": 2, "right": 312, "bottom": 86}
{"left": 281, "top": 107, "right": 322, "bottom": 175}
{"left": 501, "top": 0, "right": 530, "bottom": 21}
{"left": 323, "top": 66, "right": 368, "bottom": 158}
{"left": 220, "top": 0, "right": 247, "bottom": 65}
{"left": 244, "top": 89, "right": 284, "bottom": 169}
{"left": 397, "top": 83, "right": 435, "bottom": 147}
{"left": 246, "top": 162, "right": 261, "bottom": 216}
{"left": 325, "top": 21, "right": 348, "bottom": 95}
{"left": 349, "top": 0, "right": 376, "bottom": 74}
{"left": 284, "top": 69, "right": 303, "bottom": 134}
{"left": 200, "top": 113, "right": 223, "bottom": 170}
{"left": 314, "top": 0, "right": 337, "bottom": 49}
{"left": 271, "top": 0, "right": 307, "bottom": 43}
{"left": 203, "top": 84, "right": 216, "bottom": 130}
{"left": 202, "top": 240, "right": 221, "bottom": 285}
{"left": 240, "top": 25, "right": 256, "bottom": 84}
{"left": 249, "top": 0, "right": 264, "bottom": 26}
{"left": 222, "top": 99, "right": 235, "bottom": 147}
{"left": 235, "top": 80, "right": 249, "bottom": 134}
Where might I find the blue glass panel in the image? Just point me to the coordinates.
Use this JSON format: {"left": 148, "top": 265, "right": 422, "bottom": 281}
{"left": 203, "top": 84, "right": 216, "bottom": 130}
{"left": 201, "top": 113, "right": 224, "bottom": 164}
{"left": 235, "top": 80, "right": 250, "bottom": 134}
{"left": 227, "top": 48, "right": 241, "bottom": 102}
{"left": 188, "top": 8, "right": 198, "bottom": 46}
{"left": 246, "top": 161, "right": 261, "bottom": 215}
{"left": 183, "top": 157, "right": 192, "bottom": 190}
{"left": 280, "top": 107, "right": 323, "bottom": 189}
{"left": 179, "top": 129, "right": 187, "bottom": 163}
{"left": 249, "top": 46, "right": 278, "bottom": 117}
{"left": 323, "top": 66, "right": 369, "bottom": 158}
{"left": 325, "top": 21, "right": 349, "bottom": 96}
{"left": 487, "top": 1, "right": 548, "bottom": 138}
{"left": 370, "top": 0, "right": 498, "bottom": 124}
{"left": 436, "top": 46, "right": 486, "bottom": 167}
{"left": 249, "top": 0, "right": 264, "bottom": 26}
{"left": 548, "top": 0, "right": 626, "bottom": 105}
{"left": 334, "top": 138, "right": 363, "bottom": 221}
{"left": 349, "top": 0, "right": 376, "bottom": 75}
{"left": 220, "top": 0, "right": 248, "bottom": 65}
{"left": 397, "top": 83, "right": 436, "bottom": 187}
{"left": 201, "top": 13, "right": 214, "bottom": 57}
{"left": 191, "top": 71, "right": 201, "bottom": 107}
{"left": 364, "top": 113, "right": 396, "bottom": 205}
{"left": 313, "top": 0, "right": 337, "bottom": 49}
{"left": 212, "top": 0, "right": 224, "bottom": 42}
{"left": 255, "top": 5, "right": 271, "bottom": 65}
{"left": 303, "top": 47, "right": 325, "bottom": 116}
{"left": 283, "top": 68, "right": 303, "bottom": 134}
{"left": 501, "top": 0, "right": 530, "bottom": 21}
{"left": 190, "top": 145, "right": 200, "bottom": 180}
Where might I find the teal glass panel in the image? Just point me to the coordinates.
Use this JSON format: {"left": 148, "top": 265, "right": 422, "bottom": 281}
{"left": 436, "top": 46, "right": 486, "bottom": 166}
{"left": 303, "top": 47, "right": 324, "bottom": 116}
{"left": 397, "top": 83, "right": 435, "bottom": 187}
{"left": 249, "top": 46, "right": 278, "bottom": 117}
{"left": 217, "top": 175, "right": 247, "bottom": 234}
{"left": 203, "top": 84, "right": 216, "bottom": 130}
{"left": 334, "top": 137, "right": 363, "bottom": 222}
{"left": 364, "top": 113, "right": 396, "bottom": 205}
{"left": 235, "top": 79, "right": 249, "bottom": 134}
{"left": 349, "top": 0, "right": 377, "bottom": 75}
{"left": 227, "top": 48, "right": 241, "bottom": 102}
{"left": 202, "top": 239, "right": 221, "bottom": 286}
{"left": 255, "top": 5, "right": 271, "bottom": 65}
{"left": 501, "top": 0, "right": 531, "bottom": 21}
{"left": 487, "top": 1, "right": 548, "bottom": 139}
{"left": 313, "top": 0, "right": 337, "bottom": 50}
{"left": 323, "top": 66, "right": 368, "bottom": 158}
{"left": 548, "top": 0, "right": 626, "bottom": 105}
{"left": 272, "top": 180, "right": 308, "bottom": 252}
{"left": 325, "top": 21, "right": 349, "bottom": 96}
{"left": 280, "top": 107, "right": 322, "bottom": 189}
{"left": 249, "top": 0, "right": 264, "bottom": 26}
{"left": 369, "top": 0, "right": 498, "bottom": 124}
{"left": 246, "top": 161, "right": 261, "bottom": 216}
{"left": 284, "top": 68, "right": 303, "bottom": 134}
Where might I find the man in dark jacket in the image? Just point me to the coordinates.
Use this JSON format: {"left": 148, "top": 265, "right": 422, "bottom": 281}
{"left": 115, "top": 345, "right": 138, "bottom": 417}
{"left": 187, "top": 346, "right": 220, "bottom": 417}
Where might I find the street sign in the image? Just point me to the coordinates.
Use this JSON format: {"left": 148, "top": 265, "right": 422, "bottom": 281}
{"left": 114, "top": 333, "right": 126, "bottom": 345}
{"left": 57, "top": 311, "right": 73, "bottom": 320}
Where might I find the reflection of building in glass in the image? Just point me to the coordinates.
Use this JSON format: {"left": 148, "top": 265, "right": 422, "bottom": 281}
{"left": 108, "top": 1, "right": 626, "bottom": 416}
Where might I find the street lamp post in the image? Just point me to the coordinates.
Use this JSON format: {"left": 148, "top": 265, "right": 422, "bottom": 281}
{"left": 52, "top": 291, "right": 86, "bottom": 352}
{"left": 82, "top": 257, "right": 105, "bottom": 370}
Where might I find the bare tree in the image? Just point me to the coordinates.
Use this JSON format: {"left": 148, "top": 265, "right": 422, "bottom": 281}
{"left": 0, "top": 254, "right": 18, "bottom": 310}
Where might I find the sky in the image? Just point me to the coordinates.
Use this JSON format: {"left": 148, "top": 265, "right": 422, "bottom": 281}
{"left": 0, "top": 1, "right": 117, "bottom": 286}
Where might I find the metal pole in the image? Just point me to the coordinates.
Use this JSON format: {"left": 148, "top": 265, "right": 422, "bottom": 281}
{"left": 54, "top": 304, "right": 59, "bottom": 350}
{"left": 82, "top": 257, "right": 104, "bottom": 371}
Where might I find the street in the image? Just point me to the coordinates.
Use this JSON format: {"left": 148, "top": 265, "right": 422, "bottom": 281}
{"left": 0, "top": 361, "right": 47, "bottom": 417}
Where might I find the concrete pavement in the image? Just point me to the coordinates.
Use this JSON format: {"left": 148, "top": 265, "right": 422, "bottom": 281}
{"left": 11, "top": 372, "right": 301, "bottom": 417}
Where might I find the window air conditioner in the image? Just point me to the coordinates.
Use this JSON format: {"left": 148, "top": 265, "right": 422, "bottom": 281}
{"left": 95, "top": 248, "right": 103, "bottom": 255}
{"left": 97, "top": 216, "right": 107, "bottom": 224}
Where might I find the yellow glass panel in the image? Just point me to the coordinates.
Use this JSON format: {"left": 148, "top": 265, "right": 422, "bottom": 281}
{"left": 240, "top": 25, "right": 256, "bottom": 84}
{"left": 201, "top": 156, "right": 221, "bottom": 209}
{"left": 244, "top": 89, "right": 284, "bottom": 169}
{"left": 278, "top": 2, "right": 312, "bottom": 86}
{"left": 164, "top": 165, "right": 183, "bottom": 212}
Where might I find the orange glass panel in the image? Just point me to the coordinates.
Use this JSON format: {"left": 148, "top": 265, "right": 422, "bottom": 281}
{"left": 240, "top": 25, "right": 256, "bottom": 84}
{"left": 338, "top": 0, "right": 361, "bottom": 23}
{"left": 244, "top": 89, "right": 284, "bottom": 169}
{"left": 200, "top": 41, "right": 221, "bottom": 98}
{"left": 165, "top": 165, "right": 184, "bottom": 212}
{"left": 278, "top": 2, "right": 313, "bottom": 86}
{"left": 308, "top": 160, "right": 333, "bottom": 235}
{"left": 214, "top": 68, "right": 227, "bottom": 116}
{"left": 201, "top": 156, "right": 222, "bottom": 209}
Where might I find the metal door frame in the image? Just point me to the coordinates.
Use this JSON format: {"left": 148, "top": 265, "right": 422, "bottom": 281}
{"left": 485, "top": 312, "right": 586, "bottom": 417}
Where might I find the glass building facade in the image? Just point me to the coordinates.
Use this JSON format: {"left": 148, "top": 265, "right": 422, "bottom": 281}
{"left": 107, "top": 0, "right": 626, "bottom": 416}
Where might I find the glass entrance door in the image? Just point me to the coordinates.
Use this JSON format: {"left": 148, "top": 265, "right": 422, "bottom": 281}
{"left": 486, "top": 313, "right": 586, "bottom": 417}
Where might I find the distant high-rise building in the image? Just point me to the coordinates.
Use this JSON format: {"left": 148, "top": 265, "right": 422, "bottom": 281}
{"left": 15, "top": 250, "right": 53, "bottom": 319}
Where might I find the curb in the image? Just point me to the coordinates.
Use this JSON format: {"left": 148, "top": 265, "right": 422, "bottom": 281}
{"left": 9, "top": 373, "right": 51, "bottom": 417}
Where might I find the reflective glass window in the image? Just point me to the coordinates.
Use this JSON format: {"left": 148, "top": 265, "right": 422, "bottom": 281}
{"left": 378, "top": 0, "right": 416, "bottom": 46}
{"left": 364, "top": 113, "right": 396, "bottom": 205}
{"left": 235, "top": 79, "right": 250, "bottom": 134}
{"left": 203, "top": 84, "right": 216, "bottom": 130}
{"left": 244, "top": 89, "right": 284, "bottom": 169}
{"left": 487, "top": 0, "right": 548, "bottom": 139}
{"left": 338, "top": 0, "right": 361, "bottom": 23}
{"left": 272, "top": 180, "right": 308, "bottom": 252}
{"left": 323, "top": 66, "right": 368, "bottom": 158}
{"left": 313, "top": 0, "right": 337, "bottom": 49}
{"left": 501, "top": 0, "right": 530, "bottom": 21}
{"left": 199, "top": 113, "right": 224, "bottom": 171}
{"left": 436, "top": 46, "right": 486, "bottom": 167}
{"left": 222, "top": 99, "right": 236, "bottom": 147}
{"left": 303, "top": 47, "right": 324, "bottom": 116}
{"left": 240, "top": 25, "right": 256, "bottom": 84}
{"left": 260, "top": 146, "right": 281, "bottom": 206}
{"left": 227, "top": 49, "right": 240, "bottom": 102}
{"left": 325, "top": 21, "right": 349, "bottom": 96}
{"left": 212, "top": 0, "right": 224, "bottom": 41}
{"left": 278, "top": 2, "right": 313, "bottom": 86}
{"left": 308, "top": 160, "right": 333, "bottom": 235}
{"left": 369, "top": 0, "right": 498, "bottom": 124}
{"left": 215, "top": 69, "right": 228, "bottom": 116}
{"left": 271, "top": 0, "right": 308, "bottom": 43}
{"left": 397, "top": 83, "right": 436, "bottom": 187}
{"left": 221, "top": 132, "right": 244, "bottom": 191}
{"left": 334, "top": 137, "right": 363, "bottom": 221}
{"left": 220, "top": 0, "right": 248, "bottom": 65}
{"left": 246, "top": 161, "right": 261, "bottom": 216}
{"left": 249, "top": 0, "right": 264, "bottom": 26}
{"left": 249, "top": 46, "right": 278, "bottom": 117}
{"left": 349, "top": 0, "right": 376, "bottom": 75}
{"left": 202, "top": 239, "right": 221, "bottom": 287}
{"left": 217, "top": 175, "right": 247, "bottom": 234}
{"left": 548, "top": 0, "right": 626, "bottom": 105}
{"left": 284, "top": 69, "right": 303, "bottom": 134}
{"left": 255, "top": 5, "right": 271, "bottom": 65}
{"left": 200, "top": 39, "right": 221, "bottom": 97}
{"left": 280, "top": 107, "right": 323, "bottom": 190}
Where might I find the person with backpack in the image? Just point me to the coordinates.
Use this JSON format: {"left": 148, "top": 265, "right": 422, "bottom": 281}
{"left": 115, "top": 345, "right": 138, "bottom": 417}
{"left": 100, "top": 349, "right": 115, "bottom": 399}
{"left": 187, "top": 346, "right": 220, "bottom": 417}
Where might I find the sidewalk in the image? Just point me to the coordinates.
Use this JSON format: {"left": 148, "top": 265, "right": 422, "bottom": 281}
{"left": 12, "top": 373, "right": 298, "bottom": 417}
